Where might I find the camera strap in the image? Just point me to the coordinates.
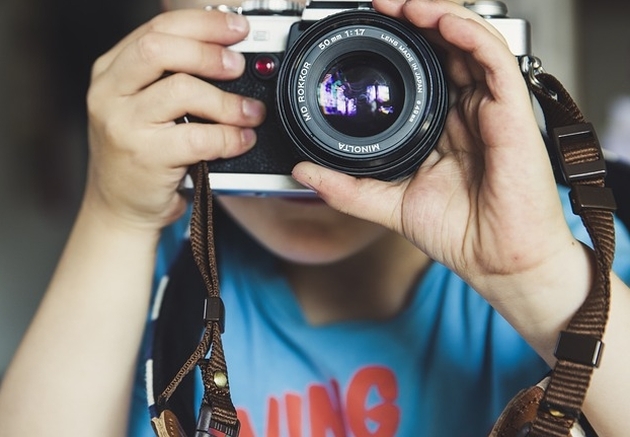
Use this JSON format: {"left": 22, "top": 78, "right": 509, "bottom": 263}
{"left": 151, "top": 160, "right": 240, "bottom": 437}
{"left": 489, "top": 58, "right": 617, "bottom": 437}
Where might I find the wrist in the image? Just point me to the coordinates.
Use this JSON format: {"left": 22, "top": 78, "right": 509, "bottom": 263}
{"left": 80, "top": 184, "right": 186, "bottom": 239}
{"left": 479, "top": 239, "right": 595, "bottom": 363}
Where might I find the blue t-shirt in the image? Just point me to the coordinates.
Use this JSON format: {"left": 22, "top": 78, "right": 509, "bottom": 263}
{"left": 128, "top": 186, "right": 630, "bottom": 436}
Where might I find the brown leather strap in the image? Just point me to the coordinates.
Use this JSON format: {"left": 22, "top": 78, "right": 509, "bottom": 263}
{"left": 489, "top": 382, "right": 546, "bottom": 437}
{"left": 156, "top": 161, "right": 240, "bottom": 436}
{"left": 526, "top": 73, "right": 616, "bottom": 436}
{"left": 152, "top": 410, "right": 188, "bottom": 437}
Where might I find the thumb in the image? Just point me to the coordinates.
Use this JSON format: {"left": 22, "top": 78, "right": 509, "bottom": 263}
{"left": 291, "top": 161, "right": 405, "bottom": 230}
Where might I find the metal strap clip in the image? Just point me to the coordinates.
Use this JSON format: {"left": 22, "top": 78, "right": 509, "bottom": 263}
{"left": 195, "top": 404, "right": 241, "bottom": 437}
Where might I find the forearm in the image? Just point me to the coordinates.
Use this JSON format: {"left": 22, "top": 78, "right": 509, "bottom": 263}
{"left": 482, "top": 242, "right": 630, "bottom": 436}
{"left": 0, "top": 203, "right": 160, "bottom": 436}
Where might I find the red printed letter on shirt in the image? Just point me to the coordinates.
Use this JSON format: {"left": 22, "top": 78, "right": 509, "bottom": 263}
{"left": 309, "top": 383, "right": 345, "bottom": 437}
{"left": 346, "top": 366, "right": 400, "bottom": 437}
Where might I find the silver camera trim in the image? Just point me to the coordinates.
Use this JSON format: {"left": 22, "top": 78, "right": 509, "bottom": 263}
{"left": 195, "top": 172, "right": 313, "bottom": 196}
{"left": 202, "top": 0, "right": 530, "bottom": 196}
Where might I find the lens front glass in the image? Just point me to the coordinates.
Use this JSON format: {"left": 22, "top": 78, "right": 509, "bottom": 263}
{"left": 316, "top": 52, "right": 404, "bottom": 138}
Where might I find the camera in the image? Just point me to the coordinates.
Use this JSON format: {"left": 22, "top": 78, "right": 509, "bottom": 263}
{"left": 195, "top": 0, "right": 531, "bottom": 196}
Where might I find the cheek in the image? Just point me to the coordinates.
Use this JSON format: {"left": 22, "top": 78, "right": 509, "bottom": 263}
{"left": 217, "top": 197, "right": 388, "bottom": 264}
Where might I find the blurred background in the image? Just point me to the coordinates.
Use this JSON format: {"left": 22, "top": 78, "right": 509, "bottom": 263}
{"left": 1, "top": 0, "right": 630, "bottom": 377}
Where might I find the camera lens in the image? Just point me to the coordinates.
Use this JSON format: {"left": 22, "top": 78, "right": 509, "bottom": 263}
{"left": 317, "top": 52, "right": 404, "bottom": 138}
{"left": 276, "top": 10, "right": 448, "bottom": 181}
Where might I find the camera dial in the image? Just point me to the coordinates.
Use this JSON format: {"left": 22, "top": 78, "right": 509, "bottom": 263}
{"left": 240, "top": 0, "right": 304, "bottom": 15}
{"left": 463, "top": 1, "right": 508, "bottom": 18}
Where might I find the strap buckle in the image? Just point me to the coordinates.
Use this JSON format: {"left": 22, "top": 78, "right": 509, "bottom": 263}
{"left": 551, "top": 123, "right": 606, "bottom": 184}
{"left": 554, "top": 330, "right": 604, "bottom": 368}
{"left": 204, "top": 297, "right": 226, "bottom": 333}
{"left": 550, "top": 123, "right": 617, "bottom": 215}
{"left": 569, "top": 185, "right": 616, "bottom": 215}
{"left": 195, "top": 404, "right": 240, "bottom": 437}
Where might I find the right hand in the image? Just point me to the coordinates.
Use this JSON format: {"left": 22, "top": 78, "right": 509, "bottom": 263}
{"left": 84, "top": 9, "right": 265, "bottom": 231}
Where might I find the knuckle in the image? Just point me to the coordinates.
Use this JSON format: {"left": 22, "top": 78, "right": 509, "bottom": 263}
{"left": 184, "top": 125, "right": 210, "bottom": 156}
{"left": 207, "top": 126, "right": 244, "bottom": 159}
{"left": 221, "top": 93, "right": 246, "bottom": 121}
{"left": 135, "top": 32, "right": 165, "bottom": 65}
{"left": 163, "top": 73, "right": 194, "bottom": 101}
{"left": 86, "top": 83, "right": 107, "bottom": 124}
{"left": 145, "top": 13, "right": 168, "bottom": 34}
{"left": 219, "top": 128, "right": 233, "bottom": 156}
{"left": 226, "top": 127, "right": 246, "bottom": 154}
{"left": 86, "top": 84, "right": 99, "bottom": 114}
{"left": 217, "top": 127, "right": 240, "bottom": 157}
{"left": 197, "top": 45, "right": 222, "bottom": 74}
{"left": 90, "top": 53, "right": 109, "bottom": 80}
{"left": 98, "top": 114, "right": 126, "bottom": 147}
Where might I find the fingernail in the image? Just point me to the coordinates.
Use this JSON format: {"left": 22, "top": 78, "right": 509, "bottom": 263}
{"left": 242, "top": 98, "right": 265, "bottom": 120}
{"left": 241, "top": 128, "right": 256, "bottom": 147}
{"left": 296, "top": 177, "right": 316, "bottom": 193}
{"left": 226, "top": 12, "right": 248, "bottom": 33}
{"left": 222, "top": 49, "right": 245, "bottom": 71}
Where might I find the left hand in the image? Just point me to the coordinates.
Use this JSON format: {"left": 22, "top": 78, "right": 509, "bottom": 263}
{"left": 292, "top": 0, "right": 578, "bottom": 299}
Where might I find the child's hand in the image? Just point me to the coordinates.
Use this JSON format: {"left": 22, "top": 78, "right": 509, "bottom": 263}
{"left": 84, "top": 9, "right": 265, "bottom": 231}
{"left": 292, "top": 0, "right": 580, "bottom": 300}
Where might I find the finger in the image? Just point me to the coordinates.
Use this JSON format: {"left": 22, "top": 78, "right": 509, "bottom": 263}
{"left": 92, "top": 9, "right": 249, "bottom": 77}
{"left": 372, "top": 0, "right": 503, "bottom": 91}
{"left": 98, "top": 31, "right": 248, "bottom": 98}
{"left": 374, "top": 0, "right": 508, "bottom": 45}
{"left": 437, "top": 15, "right": 548, "bottom": 180}
{"left": 134, "top": 72, "right": 266, "bottom": 126}
{"left": 155, "top": 122, "right": 257, "bottom": 167}
{"left": 292, "top": 162, "right": 407, "bottom": 231}
{"left": 437, "top": 14, "right": 528, "bottom": 106}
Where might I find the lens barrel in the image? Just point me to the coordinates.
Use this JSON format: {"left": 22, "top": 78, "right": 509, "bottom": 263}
{"left": 276, "top": 10, "right": 448, "bottom": 180}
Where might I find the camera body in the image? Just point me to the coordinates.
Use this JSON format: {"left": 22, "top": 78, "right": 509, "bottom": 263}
{"left": 199, "top": 0, "right": 531, "bottom": 196}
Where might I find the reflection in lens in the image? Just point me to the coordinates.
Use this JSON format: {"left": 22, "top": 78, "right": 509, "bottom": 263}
{"left": 317, "top": 53, "right": 404, "bottom": 138}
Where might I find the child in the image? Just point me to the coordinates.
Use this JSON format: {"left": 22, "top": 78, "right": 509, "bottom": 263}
{"left": 1, "top": 0, "right": 630, "bottom": 435}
